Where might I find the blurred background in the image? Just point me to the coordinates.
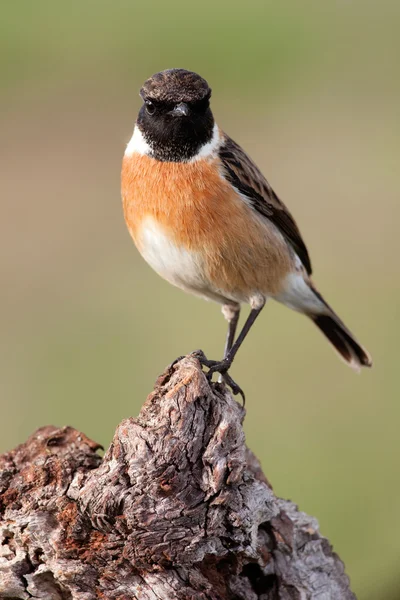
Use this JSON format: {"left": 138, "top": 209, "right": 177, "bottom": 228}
{"left": 1, "top": 1, "right": 399, "bottom": 597}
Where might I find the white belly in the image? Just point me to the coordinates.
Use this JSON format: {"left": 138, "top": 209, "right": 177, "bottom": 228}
{"left": 139, "top": 216, "right": 207, "bottom": 292}
{"left": 138, "top": 216, "right": 256, "bottom": 305}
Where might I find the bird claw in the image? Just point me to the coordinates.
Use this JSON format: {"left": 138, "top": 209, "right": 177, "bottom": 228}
{"left": 192, "top": 351, "right": 230, "bottom": 376}
{"left": 190, "top": 349, "right": 218, "bottom": 369}
{"left": 221, "top": 373, "right": 246, "bottom": 406}
{"left": 206, "top": 359, "right": 230, "bottom": 379}
{"left": 191, "top": 350, "right": 245, "bottom": 405}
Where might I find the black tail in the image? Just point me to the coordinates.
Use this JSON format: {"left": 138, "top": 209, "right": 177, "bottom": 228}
{"left": 312, "top": 313, "right": 372, "bottom": 371}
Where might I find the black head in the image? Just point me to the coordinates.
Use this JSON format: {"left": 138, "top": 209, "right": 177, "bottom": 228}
{"left": 137, "top": 69, "right": 214, "bottom": 162}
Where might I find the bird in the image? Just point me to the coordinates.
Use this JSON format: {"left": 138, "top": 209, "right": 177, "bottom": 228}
{"left": 121, "top": 68, "right": 372, "bottom": 400}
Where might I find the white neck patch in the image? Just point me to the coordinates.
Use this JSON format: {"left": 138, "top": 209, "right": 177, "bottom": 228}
{"left": 124, "top": 122, "right": 221, "bottom": 162}
{"left": 125, "top": 126, "right": 151, "bottom": 157}
{"left": 188, "top": 123, "right": 221, "bottom": 162}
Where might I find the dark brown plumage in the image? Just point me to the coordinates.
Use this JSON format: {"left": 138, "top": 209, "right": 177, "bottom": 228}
{"left": 140, "top": 69, "right": 211, "bottom": 104}
{"left": 220, "top": 135, "right": 313, "bottom": 275}
{"left": 313, "top": 314, "right": 372, "bottom": 368}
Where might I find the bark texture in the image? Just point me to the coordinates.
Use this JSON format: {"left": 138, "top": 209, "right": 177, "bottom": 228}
{"left": 0, "top": 355, "right": 355, "bottom": 599}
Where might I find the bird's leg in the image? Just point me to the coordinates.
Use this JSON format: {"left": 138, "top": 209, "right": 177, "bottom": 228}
{"left": 192, "top": 303, "right": 240, "bottom": 371}
{"left": 208, "top": 296, "right": 266, "bottom": 373}
{"left": 222, "top": 303, "right": 241, "bottom": 360}
{"left": 195, "top": 296, "right": 266, "bottom": 402}
{"left": 219, "top": 303, "right": 241, "bottom": 392}
{"left": 193, "top": 348, "right": 246, "bottom": 403}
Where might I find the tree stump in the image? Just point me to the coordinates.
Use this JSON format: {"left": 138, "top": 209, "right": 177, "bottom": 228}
{"left": 0, "top": 355, "right": 355, "bottom": 599}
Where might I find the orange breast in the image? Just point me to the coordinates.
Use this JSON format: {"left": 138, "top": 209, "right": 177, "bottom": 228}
{"left": 121, "top": 153, "right": 293, "bottom": 298}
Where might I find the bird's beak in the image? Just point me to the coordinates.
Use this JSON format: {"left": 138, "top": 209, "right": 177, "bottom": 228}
{"left": 170, "top": 102, "right": 190, "bottom": 117}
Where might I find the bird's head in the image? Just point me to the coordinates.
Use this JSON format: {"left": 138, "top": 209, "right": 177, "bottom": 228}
{"left": 135, "top": 69, "right": 215, "bottom": 162}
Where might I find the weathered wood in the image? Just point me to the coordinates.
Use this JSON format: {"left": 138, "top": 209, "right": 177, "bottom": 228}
{"left": 0, "top": 355, "right": 355, "bottom": 599}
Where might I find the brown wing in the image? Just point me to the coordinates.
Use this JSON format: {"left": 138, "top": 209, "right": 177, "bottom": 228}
{"left": 219, "top": 134, "right": 312, "bottom": 275}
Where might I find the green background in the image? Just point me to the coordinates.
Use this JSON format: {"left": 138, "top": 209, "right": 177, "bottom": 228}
{"left": 1, "top": 2, "right": 399, "bottom": 598}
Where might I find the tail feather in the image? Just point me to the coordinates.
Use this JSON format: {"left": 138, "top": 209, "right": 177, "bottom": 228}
{"left": 312, "top": 313, "right": 372, "bottom": 371}
{"left": 275, "top": 272, "right": 372, "bottom": 370}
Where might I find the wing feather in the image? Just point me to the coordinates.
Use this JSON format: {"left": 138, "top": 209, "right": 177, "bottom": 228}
{"left": 219, "top": 134, "right": 312, "bottom": 275}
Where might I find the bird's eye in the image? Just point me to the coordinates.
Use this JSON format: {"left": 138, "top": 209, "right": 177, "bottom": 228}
{"left": 145, "top": 100, "right": 156, "bottom": 115}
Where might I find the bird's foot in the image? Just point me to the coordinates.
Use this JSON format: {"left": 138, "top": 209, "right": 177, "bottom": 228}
{"left": 191, "top": 350, "right": 245, "bottom": 405}
{"left": 190, "top": 349, "right": 229, "bottom": 373}
{"left": 220, "top": 372, "right": 246, "bottom": 405}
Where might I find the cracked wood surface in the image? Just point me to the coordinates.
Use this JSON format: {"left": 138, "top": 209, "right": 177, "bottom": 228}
{"left": 0, "top": 355, "right": 356, "bottom": 599}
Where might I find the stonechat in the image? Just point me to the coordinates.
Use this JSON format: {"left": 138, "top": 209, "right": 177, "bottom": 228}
{"left": 121, "top": 69, "right": 372, "bottom": 399}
